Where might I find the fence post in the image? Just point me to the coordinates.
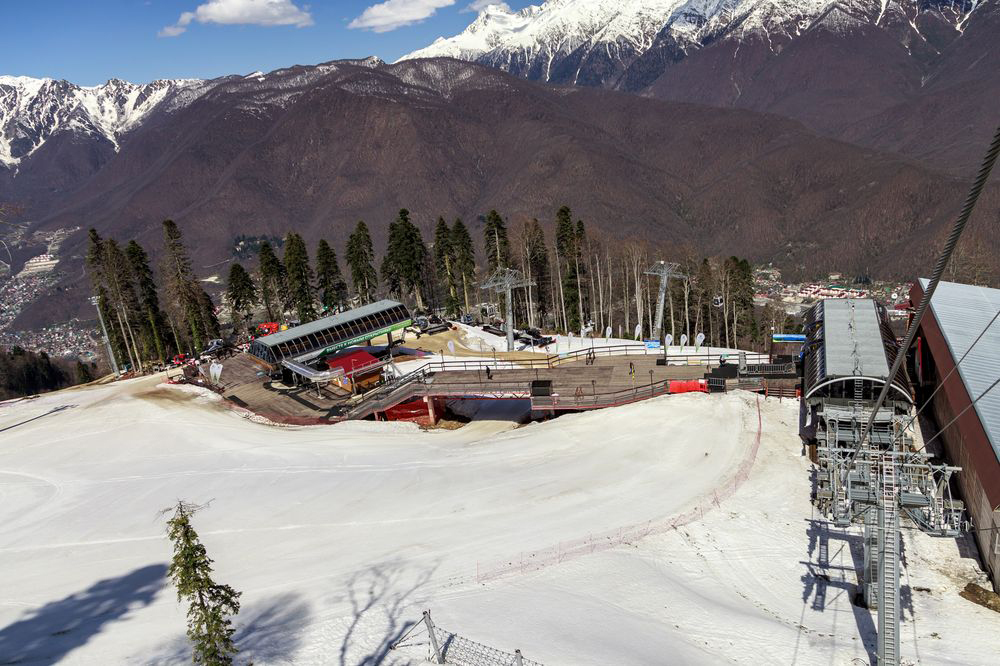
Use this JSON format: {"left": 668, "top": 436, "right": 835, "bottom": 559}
{"left": 424, "top": 610, "right": 445, "bottom": 664}
{"left": 515, "top": 649, "right": 524, "bottom": 666}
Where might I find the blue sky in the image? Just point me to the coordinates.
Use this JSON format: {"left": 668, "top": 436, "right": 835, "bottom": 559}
{"left": 1, "top": 1, "right": 532, "bottom": 85}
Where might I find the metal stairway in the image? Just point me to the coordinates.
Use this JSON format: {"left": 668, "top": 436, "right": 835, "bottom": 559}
{"left": 877, "top": 457, "right": 901, "bottom": 665}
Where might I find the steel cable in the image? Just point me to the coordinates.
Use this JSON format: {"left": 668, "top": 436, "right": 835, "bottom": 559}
{"left": 850, "top": 122, "right": 1000, "bottom": 467}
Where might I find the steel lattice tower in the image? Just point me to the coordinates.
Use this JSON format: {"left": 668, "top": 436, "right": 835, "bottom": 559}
{"left": 644, "top": 261, "right": 685, "bottom": 343}
{"left": 481, "top": 267, "right": 536, "bottom": 352}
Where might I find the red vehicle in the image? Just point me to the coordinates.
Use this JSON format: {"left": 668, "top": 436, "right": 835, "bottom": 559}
{"left": 255, "top": 322, "right": 280, "bottom": 337}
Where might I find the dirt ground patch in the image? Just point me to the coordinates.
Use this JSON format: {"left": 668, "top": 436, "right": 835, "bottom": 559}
{"left": 959, "top": 582, "right": 1000, "bottom": 613}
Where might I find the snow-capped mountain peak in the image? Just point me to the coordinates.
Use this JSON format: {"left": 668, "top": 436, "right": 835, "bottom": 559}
{"left": 0, "top": 75, "right": 205, "bottom": 168}
{"left": 399, "top": 0, "right": 987, "bottom": 88}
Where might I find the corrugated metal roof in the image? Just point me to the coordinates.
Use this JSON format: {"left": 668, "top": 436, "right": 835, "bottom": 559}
{"left": 254, "top": 300, "right": 406, "bottom": 348}
{"left": 822, "top": 299, "right": 891, "bottom": 378}
{"left": 922, "top": 279, "right": 1000, "bottom": 464}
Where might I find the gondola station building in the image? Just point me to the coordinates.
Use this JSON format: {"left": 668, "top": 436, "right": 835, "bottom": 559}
{"left": 910, "top": 280, "right": 1000, "bottom": 589}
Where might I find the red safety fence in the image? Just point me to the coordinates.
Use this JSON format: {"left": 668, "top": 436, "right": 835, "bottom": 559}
{"left": 669, "top": 379, "right": 709, "bottom": 394}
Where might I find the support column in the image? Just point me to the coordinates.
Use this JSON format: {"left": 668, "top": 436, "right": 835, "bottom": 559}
{"left": 654, "top": 272, "right": 668, "bottom": 344}
{"left": 423, "top": 610, "right": 444, "bottom": 664}
{"left": 505, "top": 286, "right": 514, "bottom": 352}
{"left": 424, "top": 396, "right": 437, "bottom": 426}
{"left": 863, "top": 506, "right": 878, "bottom": 609}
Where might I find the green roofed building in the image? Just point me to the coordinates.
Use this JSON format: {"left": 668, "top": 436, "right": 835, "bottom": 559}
{"left": 249, "top": 300, "right": 411, "bottom": 368}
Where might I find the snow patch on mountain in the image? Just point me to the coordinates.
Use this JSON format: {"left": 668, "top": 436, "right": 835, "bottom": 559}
{"left": 0, "top": 76, "right": 205, "bottom": 168}
{"left": 399, "top": 0, "right": 988, "bottom": 82}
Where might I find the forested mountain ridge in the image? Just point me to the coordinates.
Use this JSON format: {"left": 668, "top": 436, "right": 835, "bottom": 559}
{"left": 3, "top": 58, "right": 999, "bottom": 330}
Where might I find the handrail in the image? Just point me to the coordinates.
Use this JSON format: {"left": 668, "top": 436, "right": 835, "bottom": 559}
{"left": 280, "top": 359, "right": 345, "bottom": 383}
{"left": 399, "top": 348, "right": 769, "bottom": 375}
{"left": 344, "top": 344, "right": 768, "bottom": 419}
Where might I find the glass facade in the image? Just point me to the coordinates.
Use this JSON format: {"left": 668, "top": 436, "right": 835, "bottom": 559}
{"left": 250, "top": 303, "right": 411, "bottom": 365}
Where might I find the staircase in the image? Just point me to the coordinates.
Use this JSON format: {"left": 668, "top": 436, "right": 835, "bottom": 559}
{"left": 877, "top": 457, "right": 901, "bottom": 665}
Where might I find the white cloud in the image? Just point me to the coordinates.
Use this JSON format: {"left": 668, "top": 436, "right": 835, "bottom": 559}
{"left": 159, "top": 0, "right": 314, "bottom": 38}
{"left": 348, "top": 0, "right": 456, "bottom": 33}
{"left": 463, "top": 1, "right": 510, "bottom": 12}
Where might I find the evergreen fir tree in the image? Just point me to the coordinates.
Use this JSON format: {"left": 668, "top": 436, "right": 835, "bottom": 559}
{"left": 482, "top": 210, "right": 510, "bottom": 271}
{"left": 165, "top": 502, "right": 241, "bottom": 666}
{"left": 381, "top": 209, "right": 429, "bottom": 310}
{"left": 433, "top": 217, "right": 460, "bottom": 317}
{"left": 162, "top": 220, "right": 207, "bottom": 354}
{"left": 555, "top": 206, "right": 581, "bottom": 332}
{"left": 522, "top": 218, "right": 551, "bottom": 323}
{"left": 346, "top": 221, "right": 378, "bottom": 304}
{"left": 225, "top": 262, "right": 257, "bottom": 331}
{"left": 74, "top": 360, "right": 94, "bottom": 384}
{"left": 380, "top": 220, "right": 403, "bottom": 300}
{"left": 450, "top": 218, "right": 476, "bottom": 315}
{"left": 85, "top": 230, "right": 128, "bottom": 369}
{"left": 125, "top": 240, "right": 168, "bottom": 361}
{"left": 315, "top": 239, "right": 347, "bottom": 314}
{"left": 197, "top": 287, "right": 221, "bottom": 341}
{"left": 103, "top": 239, "right": 144, "bottom": 370}
{"left": 257, "top": 241, "right": 286, "bottom": 323}
{"left": 283, "top": 232, "right": 316, "bottom": 322}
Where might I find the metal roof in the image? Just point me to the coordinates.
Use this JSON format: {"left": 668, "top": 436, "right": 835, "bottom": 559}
{"left": 254, "top": 300, "right": 406, "bottom": 348}
{"left": 821, "top": 299, "right": 891, "bottom": 378}
{"left": 922, "top": 279, "right": 1000, "bottom": 464}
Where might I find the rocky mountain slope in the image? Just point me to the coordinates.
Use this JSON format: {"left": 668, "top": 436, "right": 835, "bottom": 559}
{"left": 401, "top": 0, "right": 998, "bottom": 172}
{"left": 9, "top": 58, "right": 998, "bottom": 327}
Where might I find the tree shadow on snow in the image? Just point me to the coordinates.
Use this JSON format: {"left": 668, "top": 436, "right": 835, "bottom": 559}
{"left": 0, "top": 404, "right": 77, "bottom": 433}
{"left": 0, "top": 563, "right": 167, "bottom": 665}
{"left": 338, "top": 559, "right": 438, "bottom": 666}
{"left": 154, "top": 592, "right": 311, "bottom": 664}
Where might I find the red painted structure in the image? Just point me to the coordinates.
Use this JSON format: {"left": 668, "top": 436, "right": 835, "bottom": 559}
{"left": 325, "top": 349, "right": 380, "bottom": 375}
{"left": 910, "top": 282, "right": 1000, "bottom": 589}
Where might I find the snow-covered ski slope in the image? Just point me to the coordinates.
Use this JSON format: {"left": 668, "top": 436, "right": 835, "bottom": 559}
{"left": 0, "top": 377, "right": 997, "bottom": 664}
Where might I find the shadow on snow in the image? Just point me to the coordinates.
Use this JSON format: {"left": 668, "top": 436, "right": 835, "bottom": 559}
{"left": 0, "top": 563, "right": 167, "bottom": 665}
{"left": 154, "top": 592, "right": 311, "bottom": 664}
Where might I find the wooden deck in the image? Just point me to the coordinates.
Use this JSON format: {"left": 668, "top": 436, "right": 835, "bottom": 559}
{"left": 208, "top": 352, "right": 715, "bottom": 424}
{"left": 428, "top": 356, "right": 706, "bottom": 397}
{"left": 215, "top": 353, "right": 351, "bottom": 423}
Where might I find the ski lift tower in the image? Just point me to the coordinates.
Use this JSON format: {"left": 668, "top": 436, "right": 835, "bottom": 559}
{"left": 481, "top": 267, "right": 535, "bottom": 352}
{"left": 802, "top": 299, "right": 964, "bottom": 666}
{"left": 645, "top": 261, "right": 685, "bottom": 345}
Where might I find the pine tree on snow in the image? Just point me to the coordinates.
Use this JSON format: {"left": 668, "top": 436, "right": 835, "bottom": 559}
{"left": 164, "top": 501, "right": 241, "bottom": 666}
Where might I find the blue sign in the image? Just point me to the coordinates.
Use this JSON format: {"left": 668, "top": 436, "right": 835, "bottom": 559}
{"left": 643, "top": 339, "right": 661, "bottom": 350}
{"left": 772, "top": 334, "right": 806, "bottom": 343}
